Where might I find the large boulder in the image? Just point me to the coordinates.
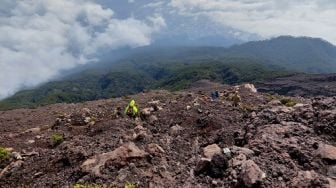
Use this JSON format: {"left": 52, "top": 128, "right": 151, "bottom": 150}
{"left": 242, "top": 84, "right": 257, "bottom": 93}
{"left": 290, "top": 170, "right": 328, "bottom": 188}
{"left": 81, "top": 142, "right": 147, "bottom": 176}
{"left": 203, "top": 144, "right": 221, "bottom": 159}
{"left": 194, "top": 154, "right": 229, "bottom": 178}
{"left": 328, "top": 178, "right": 336, "bottom": 188}
{"left": 240, "top": 160, "right": 266, "bottom": 187}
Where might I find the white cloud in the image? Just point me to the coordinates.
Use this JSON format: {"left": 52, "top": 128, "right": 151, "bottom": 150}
{"left": 0, "top": 0, "right": 165, "bottom": 99}
{"left": 144, "top": 1, "right": 165, "bottom": 9}
{"left": 169, "top": 0, "right": 336, "bottom": 44}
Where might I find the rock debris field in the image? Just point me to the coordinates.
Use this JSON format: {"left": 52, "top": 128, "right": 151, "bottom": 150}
{"left": 1, "top": 80, "right": 336, "bottom": 188}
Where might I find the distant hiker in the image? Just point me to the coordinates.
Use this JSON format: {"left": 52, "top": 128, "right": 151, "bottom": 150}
{"left": 211, "top": 92, "right": 215, "bottom": 100}
{"left": 215, "top": 91, "right": 219, "bottom": 98}
{"left": 211, "top": 91, "right": 220, "bottom": 100}
{"left": 124, "top": 99, "right": 139, "bottom": 117}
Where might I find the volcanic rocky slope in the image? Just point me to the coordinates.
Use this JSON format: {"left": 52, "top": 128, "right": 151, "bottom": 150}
{"left": 0, "top": 81, "right": 336, "bottom": 187}
{"left": 256, "top": 73, "right": 336, "bottom": 97}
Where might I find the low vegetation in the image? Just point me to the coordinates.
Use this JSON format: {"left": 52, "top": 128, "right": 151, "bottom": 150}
{"left": 124, "top": 183, "right": 136, "bottom": 188}
{"left": 51, "top": 133, "right": 64, "bottom": 146}
{"left": 280, "top": 98, "right": 297, "bottom": 107}
{"left": 0, "top": 147, "right": 10, "bottom": 166}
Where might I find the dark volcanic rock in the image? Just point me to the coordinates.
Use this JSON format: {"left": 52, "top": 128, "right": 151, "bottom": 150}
{"left": 256, "top": 73, "right": 336, "bottom": 97}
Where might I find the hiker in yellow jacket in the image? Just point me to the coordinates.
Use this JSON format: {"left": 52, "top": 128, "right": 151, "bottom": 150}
{"left": 124, "top": 99, "right": 139, "bottom": 117}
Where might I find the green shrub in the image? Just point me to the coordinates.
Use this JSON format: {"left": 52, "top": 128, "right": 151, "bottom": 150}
{"left": 0, "top": 147, "right": 10, "bottom": 164}
{"left": 51, "top": 133, "right": 64, "bottom": 146}
{"left": 0, "top": 147, "right": 10, "bottom": 168}
{"left": 124, "top": 183, "right": 136, "bottom": 188}
{"left": 280, "top": 98, "right": 297, "bottom": 107}
{"left": 73, "top": 184, "right": 117, "bottom": 188}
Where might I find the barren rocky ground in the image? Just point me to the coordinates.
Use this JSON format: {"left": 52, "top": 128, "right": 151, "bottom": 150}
{"left": 256, "top": 73, "right": 336, "bottom": 97}
{"left": 1, "top": 80, "right": 336, "bottom": 187}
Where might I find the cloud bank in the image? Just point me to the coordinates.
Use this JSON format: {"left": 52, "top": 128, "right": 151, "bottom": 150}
{"left": 169, "top": 0, "right": 336, "bottom": 43}
{"left": 2, "top": 0, "right": 336, "bottom": 99}
{"left": 0, "top": 0, "right": 165, "bottom": 99}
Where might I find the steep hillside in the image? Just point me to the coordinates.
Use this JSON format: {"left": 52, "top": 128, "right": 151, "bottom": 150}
{"left": 0, "top": 59, "right": 290, "bottom": 110}
{"left": 1, "top": 82, "right": 336, "bottom": 187}
{"left": 227, "top": 36, "right": 336, "bottom": 73}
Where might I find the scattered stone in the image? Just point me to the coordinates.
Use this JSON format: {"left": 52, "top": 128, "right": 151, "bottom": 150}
{"left": 133, "top": 130, "right": 148, "bottom": 141}
{"left": 268, "top": 100, "right": 282, "bottom": 106}
{"left": 186, "top": 106, "right": 191, "bottom": 110}
{"left": 22, "top": 151, "right": 39, "bottom": 157}
{"left": 68, "top": 108, "right": 95, "bottom": 126}
{"left": 194, "top": 158, "right": 211, "bottom": 176}
{"left": 293, "top": 103, "right": 308, "bottom": 108}
{"left": 317, "top": 144, "right": 336, "bottom": 162}
{"left": 148, "top": 100, "right": 160, "bottom": 105}
{"left": 27, "top": 140, "right": 35, "bottom": 144}
{"left": 328, "top": 166, "right": 336, "bottom": 177}
{"left": 148, "top": 100, "right": 162, "bottom": 111}
{"left": 24, "top": 127, "right": 41, "bottom": 134}
{"left": 149, "top": 115, "right": 158, "bottom": 123}
{"left": 12, "top": 152, "right": 23, "bottom": 160}
{"left": 203, "top": 144, "right": 221, "bottom": 159}
{"left": 251, "top": 112, "right": 257, "bottom": 118}
{"left": 194, "top": 154, "right": 229, "bottom": 178}
{"left": 84, "top": 117, "right": 92, "bottom": 124}
{"left": 147, "top": 143, "right": 165, "bottom": 155}
{"left": 223, "top": 148, "right": 231, "bottom": 156}
{"left": 291, "top": 170, "right": 327, "bottom": 188}
{"left": 231, "top": 146, "right": 255, "bottom": 157}
{"left": 240, "top": 160, "right": 266, "bottom": 187}
{"left": 34, "top": 172, "right": 43, "bottom": 178}
{"left": 170, "top": 125, "right": 183, "bottom": 135}
{"left": 230, "top": 154, "right": 247, "bottom": 167}
{"left": 141, "top": 107, "right": 153, "bottom": 117}
{"left": 82, "top": 108, "right": 91, "bottom": 115}
{"left": 35, "top": 135, "right": 42, "bottom": 139}
{"left": 0, "top": 160, "right": 24, "bottom": 178}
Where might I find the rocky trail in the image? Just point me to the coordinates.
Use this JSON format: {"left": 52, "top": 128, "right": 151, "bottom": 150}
{"left": 1, "top": 80, "right": 336, "bottom": 188}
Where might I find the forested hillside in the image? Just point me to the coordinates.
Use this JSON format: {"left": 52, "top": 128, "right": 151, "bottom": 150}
{"left": 2, "top": 36, "right": 336, "bottom": 110}
{"left": 0, "top": 58, "right": 291, "bottom": 110}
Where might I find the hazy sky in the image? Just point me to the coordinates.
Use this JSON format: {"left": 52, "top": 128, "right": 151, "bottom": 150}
{"left": 0, "top": 0, "right": 336, "bottom": 99}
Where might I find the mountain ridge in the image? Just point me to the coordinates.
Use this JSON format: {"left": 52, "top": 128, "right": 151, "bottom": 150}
{"left": 1, "top": 36, "right": 336, "bottom": 110}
